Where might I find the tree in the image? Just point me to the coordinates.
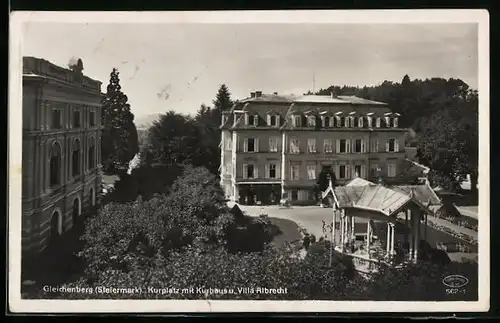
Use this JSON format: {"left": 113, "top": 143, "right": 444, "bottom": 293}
{"left": 101, "top": 68, "right": 139, "bottom": 173}
{"left": 213, "top": 83, "right": 233, "bottom": 113}
{"left": 148, "top": 111, "right": 199, "bottom": 166}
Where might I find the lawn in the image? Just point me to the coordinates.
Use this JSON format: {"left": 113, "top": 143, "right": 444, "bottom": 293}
{"left": 268, "top": 217, "right": 303, "bottom": 250}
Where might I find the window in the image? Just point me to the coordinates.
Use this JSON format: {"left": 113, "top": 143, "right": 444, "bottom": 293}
{"left": 72, "top": 139, "right": 81, "bottom": 177}
{"left": 243, "top": 164, "right": 256, "bottom": 179}
{"left": 386, "top": 139, "right": 399, "bottom": 152}
{"left": 388, "top": 163, "right": 396, "bottom": 177}
{"left": 73, "top": 109, "right": 81, "bottom": 128}
{"left": 89, "top": 110, "right": 96, "bottom": 127}
{"left": 307, "top": 164, "right": 316, "bottom": 180}
{"left": 354, "top": 165, "right": 362, "bottom": 178}
{"left": 225, "top": 137, "right": 232, "bottom": 150}
{"left": 358, "top": 117, "right": 364, "bottom": 128}
{"left": 339, "top": 139, "right": 347, "bottom": 153}
{"left": 352, "top": 117, "right": 358, "bottom": 128}
{"left": 324, "top": 139, "right": 333, "bottom": 153}
{"left": 268, "top": 114, "right": 278, "bottom": 126}
{"left": 88, "top": 140, "right": 96, "bottom": 170}
{"left": 307, "top": 116, "right": 316, "bottom": 127}
{"left": 52, "top": 108, "right": 62, "bottom": 129}
{"left": 290, "top": 138, "right": 300, "bottom": 154}
{"left": 291, "top": 189, "right": 298, "bottom": 201}
{"left": 268, "top": 164, "right": 277, "bottom": 179}
{"left": 375, "top": 117, "right": 381, "bottom": 128}
{"left": 339, "top": 165, "right": 347, "bottom": 179}
{"left": 291, "top": 164, "right": 300, "bottom": 180}
{"left": 269, "top": 137, "right": 279, "bottom": 152}
{"left": 337, "top": 116, "right": 343, "bottom": 127}
{"left": 293, "top": 115, "right": 301, "bottom": 127}
{"left": 307, "top": 138, "right": 316, "bottom": 153}
{"left": 354, "top": 139, "right": 362, "bottom": 153}
{"left": 370, "top": 164, "right": 379, "bottom": 178}
{"left": 371, "top": 139, "right": 379, "bottom": 152}
{"left": 244, "top": 138, "right": 258, "bottom": 152}
{"left": 49, "top": 142, "right": 62, "bottom": 187}
{"left": 393, "top": 117, "right": 399, "bottom": 128}
{"left": 385, "top": 116, "right": 391, "bottom": 128}
{"left": 246, "top": 114, "right": 258, "bottom": 126}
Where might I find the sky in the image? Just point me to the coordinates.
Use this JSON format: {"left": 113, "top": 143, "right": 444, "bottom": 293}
{"left": 22, "top": 22, "right": 478, "bottom": 120}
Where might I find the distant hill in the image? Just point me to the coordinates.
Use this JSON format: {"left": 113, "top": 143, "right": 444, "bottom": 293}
{"left": 135, "top": 113, "right": 162, "bottom": 129}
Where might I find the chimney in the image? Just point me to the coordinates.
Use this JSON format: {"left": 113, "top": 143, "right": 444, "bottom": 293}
{"left": 273, "top": 92, "right": 278, "bottom": 95}
{"left": 255, "top": 91, "right": 263, "bottom": 98}
{"left": 250, "top": 92, "right": 256, "bottom": 98}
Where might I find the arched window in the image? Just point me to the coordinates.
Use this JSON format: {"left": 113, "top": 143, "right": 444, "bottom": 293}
{"left": 72, "top": 139, "right": 81, "bottom": 177}
{"left": 50, "top": 209, "right": 62, "bottom": 242}
{"left": 88, "top": 138, "right": 96, "bottom": 170}
{"left": 72, "top": 197, "right": 81, "bottom": 225}
{"left": 49, "top": 142, "right": 62, "bottom": 187}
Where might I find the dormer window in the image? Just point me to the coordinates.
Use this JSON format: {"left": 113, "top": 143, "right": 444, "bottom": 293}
{"left": 352, "top": 116, "right": 358, "bottom": 128}
{"left": 307, "top": 115, "right": 316, "bottom": 127}
{"left": 385, "top": 116, "right": 391, "bottom": 127}
{"left": 328, "top": 116, "right": 335, "bottom": 127}
{"left": 375, "top": 117, "right": 381, "bottom": 128}
{"left": 337, "top": 116, "right": 343, "bottom": 127}
{"left": 246, "top": 113, "right": 259, "bottom": 126}
{"left": 267, "top": 114, "right": 279, "bottom": 127}
{"left": 358, "top": 116, "right": 364, "bottom": 128}
{"left": 292, "top": 115, "right": 301, "bottom": 127}
{"left": 345, "top": 117, "right": 350, "bottom": 128}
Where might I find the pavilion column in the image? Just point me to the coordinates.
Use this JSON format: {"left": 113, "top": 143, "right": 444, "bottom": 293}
{"left": 404, "top": 210, "right": 409, "bottom": 249}
{"left": 366, "top": 219, "right": 371, "bottom": 258}
{"left": 386, "top": 223, "right": 390, "bottom": 255}
{"left": 351, "top": 215, "right": 355, "bottom": 241}
{"left": 408, "top": 209, "right": 413, "bottom": 260}
{"left": 390, "top": 223, "right": 395, "bottom": 255}
{"left": 332, "top": 209, "right": 337, "bottom": 246}
{"left": 340, "top": 212, "right": 345, "bottom": 251}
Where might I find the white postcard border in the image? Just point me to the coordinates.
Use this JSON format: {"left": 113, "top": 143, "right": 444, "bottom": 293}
{"left": 8, "top": 9, "right": 490, "bottom": 313}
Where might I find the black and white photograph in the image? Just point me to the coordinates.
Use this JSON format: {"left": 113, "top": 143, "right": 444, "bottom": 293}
{"left": 9, "top": 10, "right": 489, "bottom": 313}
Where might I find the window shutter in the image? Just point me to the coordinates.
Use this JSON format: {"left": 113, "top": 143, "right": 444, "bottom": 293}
{"left": 254, "top": 115, "right": 259, "bottom": 126}
{"left": 361, "top": 165, "right": 366, "bottom": 178}
{"left": 361, "top": 139, "right": 366, "bottom": 153}
{"left": 265, "top": 164, "right": 270, "bottom": 178}
{"left": 255, "top": 138, "right": 260, "bottom": 152}
{"left": 245, "top": 114, "right": 249, "bottom": 125}
{"left": 267, "top": 114, "right": 271, "bottom": 125}
{"left": 243, "top": 164, "right": 248, "bottom": 179}
{"left": 346, "top": 164, "right": 351, "bottom": 179}
{"left": 276, "top": 163, "right": 281, "bottom": 179}
{"left": 385, "top": 140, "right": 390, "bottom": 152}
{"left": 395, "top": 139, "right": 400, "bottom": 152}
{"left": 346, "top": 139, "right": 351, "bottom": 153}
{"left": 394, "top": 117, "right": 398, "bottom": 128}
{"left": 336, "top": 139, "right": 340, "bottom": 153}
{"left": 276, "top": 115, "right": 280, "bottom": 127}
{"left": 243, "top": 139, "right": 248, "bottom": 152}
{"left": 358, "top": 117, "right": 363, "bottom": 128}
{"left": 254, "top": 165, "right": 259, "bottom": 179}
{"left": 335, "top": 164, "right": 340, "bottom": 178}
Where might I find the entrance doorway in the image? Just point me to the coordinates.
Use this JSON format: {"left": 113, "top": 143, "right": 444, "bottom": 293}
{"left": 72, "top": 197, "right": 81, "bottom": 226}
{"left": 50, "top": 210, "right": 62, "bottom": 244}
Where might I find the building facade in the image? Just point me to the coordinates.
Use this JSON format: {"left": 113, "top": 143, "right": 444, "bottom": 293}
{"left": 220, "top": 91, "right": 415, "bottom": 205}
{"left": 22, "top": 57, "right": 104, "bottom": 256}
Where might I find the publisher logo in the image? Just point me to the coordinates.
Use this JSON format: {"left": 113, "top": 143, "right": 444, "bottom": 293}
{"left": 442, "top": 275, "right": 469, "bottom": 288}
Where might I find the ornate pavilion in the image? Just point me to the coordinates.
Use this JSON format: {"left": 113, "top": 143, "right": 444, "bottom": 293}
{"left": 322, "top": 177, "right": 442, "bottom": 273}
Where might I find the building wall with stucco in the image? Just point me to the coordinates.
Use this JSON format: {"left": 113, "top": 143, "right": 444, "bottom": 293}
{"left": 22, "top": 56, "right": 104, "bottom": 257}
